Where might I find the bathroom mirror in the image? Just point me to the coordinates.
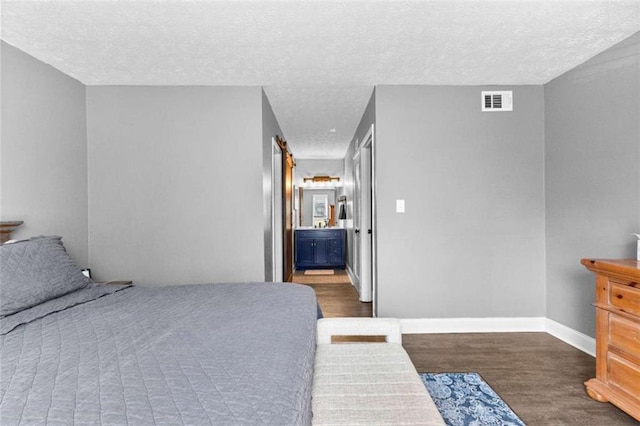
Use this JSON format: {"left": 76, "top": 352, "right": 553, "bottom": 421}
{"left": 299, "top": 189, "right": 336, "bottom": 227}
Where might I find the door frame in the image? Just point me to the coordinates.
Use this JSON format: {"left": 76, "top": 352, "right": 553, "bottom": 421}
{"left": 353, "top": 124, "right": 377, "bottom": 314}
{"left": 271, "top": 138, "right": 283, "bottom": 282}
{"left": 352, "top": 147, "right": 362, "bottom": 288}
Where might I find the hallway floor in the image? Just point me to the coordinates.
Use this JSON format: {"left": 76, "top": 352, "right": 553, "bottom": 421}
{"left": 291, "top": 270, "right": 372, "bottom": 318}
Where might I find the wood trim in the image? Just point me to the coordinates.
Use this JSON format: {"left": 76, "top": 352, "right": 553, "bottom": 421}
{"left": 303, "top": 176, "right": 340, "bottom": 183}
{"left": 329, "top": 205, "right": 335, "bottom": 227}
{"left": 276, "top": 135, "right": 295, "bottom": 167}
{"left": 581, "top": 258, "right": 640, "bottom": 282}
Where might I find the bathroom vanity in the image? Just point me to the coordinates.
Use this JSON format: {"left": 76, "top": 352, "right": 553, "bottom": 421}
{"left": 295, "top": 228, "right": 346, "bottom": 270}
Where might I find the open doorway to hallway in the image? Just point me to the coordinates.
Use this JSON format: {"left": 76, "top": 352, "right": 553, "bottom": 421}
{"left": 277, "top": 123, "right": 376, "bottom": 317}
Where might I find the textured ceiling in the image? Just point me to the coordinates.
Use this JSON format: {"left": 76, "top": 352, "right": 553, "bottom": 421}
{"left": 263, "top": 86, "right": 374, "bottom": 158}
{"left": 2, "top": 1, "right": 639, "bottom": 158}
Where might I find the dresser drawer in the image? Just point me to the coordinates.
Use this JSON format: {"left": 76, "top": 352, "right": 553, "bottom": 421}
{"left": 609, "top": 314, "right": 640, "bottom": 361}
{"left": 609, "top": 281, "right": 640, "bottom": 316}
{"left": 608, "top": 352, "right": 640, "bottom": 400}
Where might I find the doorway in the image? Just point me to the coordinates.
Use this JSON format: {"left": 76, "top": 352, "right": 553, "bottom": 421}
{"left": 352, "top": 125, "right": 376, "bottom": 312}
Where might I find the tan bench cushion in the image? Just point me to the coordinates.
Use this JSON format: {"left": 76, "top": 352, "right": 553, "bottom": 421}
{"left": 312, "top": 342, "right": 445, "bottom": 425}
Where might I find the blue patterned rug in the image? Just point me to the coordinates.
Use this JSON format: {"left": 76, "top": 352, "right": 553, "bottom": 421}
{"left": 420, "top": 372, "right": 526, "bottom": 426}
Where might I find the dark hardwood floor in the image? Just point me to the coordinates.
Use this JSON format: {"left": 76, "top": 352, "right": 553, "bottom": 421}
{"left": 298, "top": 271, "right": 638, "bottom": 425}
{"left": 404, "top": 333, "right": 637, "bottom": 425}
{"left": 292, "top": 270, "right": 372, "bottom": 317}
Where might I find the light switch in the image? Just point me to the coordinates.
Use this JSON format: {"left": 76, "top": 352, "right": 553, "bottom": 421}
{"left": 396, "top": 199, "right": 405, "bottom": 213}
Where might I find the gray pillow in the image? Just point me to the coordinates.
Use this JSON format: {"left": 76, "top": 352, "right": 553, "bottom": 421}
{"left": 0, "top": 236, "right": 93, "bottom": 316}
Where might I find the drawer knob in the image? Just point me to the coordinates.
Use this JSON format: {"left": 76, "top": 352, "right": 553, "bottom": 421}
{"left": 616, "top": 294, "right": 624, "bottom": 299}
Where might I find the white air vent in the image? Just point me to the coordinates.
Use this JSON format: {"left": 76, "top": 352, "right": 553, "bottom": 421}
{"left": 482, "top": 91, "right": 513, "bottom": 112}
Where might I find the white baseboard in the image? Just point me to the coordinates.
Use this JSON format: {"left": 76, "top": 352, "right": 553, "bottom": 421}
{"left": 545, "top": 318, "right": 596, "bottom": 357}
{"left": 345, "top": 265, "right": 357, "bottom": 288}
{"left": 345, "top": 265, "right": 371, "bottom": 302}
{"left": 398, "top": 317, "right": 595, "bottom": 357}
{"left": 400, "top": 317, "right": 546, "bottom": 334}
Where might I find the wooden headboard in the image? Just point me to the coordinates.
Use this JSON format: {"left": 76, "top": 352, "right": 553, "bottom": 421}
{"left": 0, "top": 221, "right": 24, "bottom": 244}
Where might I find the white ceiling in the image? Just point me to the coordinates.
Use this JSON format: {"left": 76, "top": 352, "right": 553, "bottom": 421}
{"left": 2, "top": 1, "right": 639, "bottom": 159}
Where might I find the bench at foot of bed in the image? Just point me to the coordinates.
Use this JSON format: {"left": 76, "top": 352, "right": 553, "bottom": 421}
{"left": 312, "top": 318, "right": 445, "bottom": 425}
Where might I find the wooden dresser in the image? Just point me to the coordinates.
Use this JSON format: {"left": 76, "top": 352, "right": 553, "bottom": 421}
{"left": 581, "top": 259, "right": 640, "bottom": 421}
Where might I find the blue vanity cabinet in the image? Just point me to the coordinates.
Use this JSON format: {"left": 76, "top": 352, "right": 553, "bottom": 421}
{"left": 295, "top": 237, "right": 315, "bottom": 266}
{"left": 295, "top": 229, "right": 345, "bottom": 270}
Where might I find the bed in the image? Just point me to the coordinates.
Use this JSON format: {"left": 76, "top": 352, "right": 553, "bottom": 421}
{"left": 0, "top": 236, "right": 317, "bottom": 425}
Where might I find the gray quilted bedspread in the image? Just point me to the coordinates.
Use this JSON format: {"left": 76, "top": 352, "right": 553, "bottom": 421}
{"left": 0, "top": 282, "right": 317, "bottom": 425}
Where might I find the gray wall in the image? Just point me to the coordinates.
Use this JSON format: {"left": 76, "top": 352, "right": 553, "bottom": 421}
{"left": 86, "top": 86, "right": 265, "bottom": 285}
{"left": 545, "top": 32, "right": 640, "bottom": 336}
{"left": 262, "top": 89, "right": 285, "bottom": 282}
{"left": 375, "top": 85, "right": 546, "bottom": 318}
{"left": 0, "top": 42, "right": 89, "bottom": 266}
{"left": 294, "top": 159, "right": 344, "bottom": 187}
